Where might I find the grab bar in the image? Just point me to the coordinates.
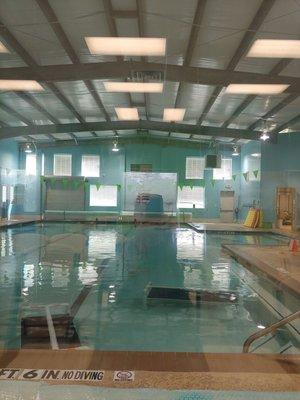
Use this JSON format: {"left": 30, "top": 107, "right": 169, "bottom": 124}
{"left": 243, "top": 310, "right": 300, "bottom": 353}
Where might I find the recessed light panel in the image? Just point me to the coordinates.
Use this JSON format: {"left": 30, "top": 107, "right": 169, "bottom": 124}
{"left": 225, "top": 84, "right": 289, "bottom": 95}
{"left": 104, "top": 82, "right": 163, "bottom": 93}
{"left": 247, "top": 39, "right": 300, "bottom": 58}
{"left": 163, "top": 108, "right": 186, "bottom": 122}
{"left": 85, "top": 37, "right": 166, "bottom": 56}
{"left": 0, "top": 80, "right": 44, "bottom": 91}
{"left": 115, "top": 107, "right": 139, "bottom": 121}
{"left": 0, "top": 41, "right": 9, "bottom": 53}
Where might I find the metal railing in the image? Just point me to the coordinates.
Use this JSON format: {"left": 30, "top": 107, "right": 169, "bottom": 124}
{"left": 243, "top": 310, "right": 300, "bottom": 353}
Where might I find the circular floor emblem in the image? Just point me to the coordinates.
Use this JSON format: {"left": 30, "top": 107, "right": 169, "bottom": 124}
{"left": 114, "top": 371, "right": 134, "bottom": 381}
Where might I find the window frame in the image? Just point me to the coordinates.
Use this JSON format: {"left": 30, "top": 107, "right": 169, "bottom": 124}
{"left": 185, "top": 157, "right": 205, "bottom": 179}
{"left": 89, "top": 185, "right": 118, "bottom": 207}
{"left": 213, "top": 158, "right": 232, "bottom": 180}
{"left": 53, "top": 154, "right": 72, "bottom": 176}
{"left": 25, "top": 153, "right": 37, "bottom": 176}
{"left": 177, "top": 186, "right": 205, "bottom": 209}
{"left": 81, "top": 154, "right": 100, "bottom": 177}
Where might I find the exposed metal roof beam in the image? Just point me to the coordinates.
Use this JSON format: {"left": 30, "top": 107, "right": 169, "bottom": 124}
{"left": 0, "top": 100, "right": 32, "bottom": 125}
{"left": 221, "top": 95, "right": 256, "bottom": 128}
{"left": 0, "top": 16, "right": 87, "bottom": 125}
{"left": 35, "top": 0, "right": 110, "bottom": 127}
{"left": 16, "top": 91, "right": 60, "bottom": 124}
{"left": 274, "top": 113, "right": 300, "bottom": 134}
{"left": 222, "top": 53, "right": 296, "bottom": 128}
{"left": 196, "top": 0, "right": 276, "bottom": 126}
{"left": 136, "top": 0, "right": 149, "bottom": 118}
{"left": 2, "top": 61, "right": 300, "bottom": 90}
{"left": 30, "top": 135, "right": 237, "bottom": 150}
{"left": 0, "top": 120, "right": 260, "bottom": 141}
{"left": 248, "top": 93, "right": 299, "bottom": 130}
{"left": 174, "top": 0, "right": 207, "bottom": 108}
{"left": 102, "top": 0, "right": 134, "bottom": 109}
{"left": 112, "top": 10, "right": 138, "bottom": 19}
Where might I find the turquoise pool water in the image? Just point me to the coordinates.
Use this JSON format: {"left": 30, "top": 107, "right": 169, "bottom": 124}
{"left": 0, "top": 222, "right": 299, "bottom": 352}
{"left": 0, "top": 383, "right": 299, "bottom": 400}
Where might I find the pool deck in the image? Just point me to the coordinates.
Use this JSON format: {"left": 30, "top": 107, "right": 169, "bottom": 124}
{"left": 223, "top": 243, "right": 300, "bottom": 297}
{"left": 0, "top": 349, "right": 299, "bottom": 391}
{"left": 0, "top": 216, "right": 40, "bottom": 229}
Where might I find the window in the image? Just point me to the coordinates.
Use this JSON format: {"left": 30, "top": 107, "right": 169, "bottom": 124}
{"left": 213, "top": 158, "right": 232, "bottom": 180}
{"left": 53, "top": 154, "right": 72, "bottom": 176}
{"left": 247, "top": 156, "right": 260, "bottom": 181}
{"left": 81, "top": 155, "right": 100, "bottom": 177}
{"left": 177, "top": 186, "right": 205, "bottom": 209}
{"left": 41, "top": 153, "right": 45, "bottom": 176}
{"left": 186, "top": 157, "right": 205, "bottom": 179}
{"left": 2, "top": 186, "right": 7, "bottom": 203}
{"left": 25, "top": 154, "right": 37, "bottom": 176}
{"left": 90, "top": 185, "right": 118, "bottom": 207}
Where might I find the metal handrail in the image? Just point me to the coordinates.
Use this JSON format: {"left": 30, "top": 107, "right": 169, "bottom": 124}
{"left": 243, "top": 310, "right": 300, "bottom": 353}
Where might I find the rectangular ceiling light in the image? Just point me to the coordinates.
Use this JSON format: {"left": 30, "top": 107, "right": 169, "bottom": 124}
{"left": 225, "top": 84, "right": 289, "bottom": 95}
{"left": 104, "top": 82, "right": 163, "bottom": 93}
{"left": 0, "top": 41, "right": 9, "bottom": 53}
{"left": 0, "top": 80, "right": 44, "bottom": 91}
{"left": 115, "top": 107, "right": 139, "bottom": 121}
{"left": 247, "top": 39, "right": 300, "bottom": 58}
{"left": 163, "top": 108, "right": 186, "bottom": 122}
{"left": 85, "top": 37, "right": 166, "bottom": 56}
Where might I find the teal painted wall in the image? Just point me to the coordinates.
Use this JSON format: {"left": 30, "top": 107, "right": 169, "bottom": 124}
{"left": 261, "top": 134, "right": 300, "bottom": 225}
{"left": 33, "top": 141, "right": 242, "bottom": 219}
{"left": 0, "top": 139, "right": 19, "bottom": 170}
{"left": 239, "top": 141, "right": 261, "bottom": 221}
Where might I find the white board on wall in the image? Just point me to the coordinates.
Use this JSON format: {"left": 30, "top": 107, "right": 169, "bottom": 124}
{"left": 124, "top": 172, "right": 177, "bottom": 212}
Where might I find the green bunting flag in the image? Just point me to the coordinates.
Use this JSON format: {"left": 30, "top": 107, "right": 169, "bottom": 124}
{"left": 84, "top": 181, "right": 90, "bottom": 191}
{"left": 95, "top": 182, "right": 101, "bottom": 191}
{"left": 253, "top": 170, "right": 259, "bottom": 178}
{"left": 40, "top": 176, "right": 45, "bottom": 184}
{"left": 189, "top": 184, "right": 194, "bottom": 189}
{"left": 50, "top": 177, "right": 56, "bottom": 187}
{"left": 117, "top": 184, "right": 121, "bottom": 190}
{"left": 232, "top": 174, "right": 237, "bottom": 181}
{"left": 62, "top": 178, "right": 69, "bottom": 188}
{"left": 243, "top": 172, "right": 249, "bottom": 181}
{"left": 179, "top": 184, "right": 184, "bottom": 190}
{"left": 199, "top": 179, "right": 205, "bottom": 187}
{"left": 73, "top": 180, "right": 83, "bottom": 190}
{"left": 211, "top": 179, "right": 215, "bottom": 187}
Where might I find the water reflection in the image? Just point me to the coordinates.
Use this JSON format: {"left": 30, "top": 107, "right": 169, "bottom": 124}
{"left": 0, "top": 223, "right": 297, "bottom": 352}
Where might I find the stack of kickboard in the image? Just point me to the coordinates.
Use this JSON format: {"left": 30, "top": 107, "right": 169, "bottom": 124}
{"left": 244, "top": 208, "right": 263, "bottom": 228}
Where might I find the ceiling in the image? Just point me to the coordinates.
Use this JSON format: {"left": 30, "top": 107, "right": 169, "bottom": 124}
{"left": 0, "top": 0, "right": 299, "bottom": 146}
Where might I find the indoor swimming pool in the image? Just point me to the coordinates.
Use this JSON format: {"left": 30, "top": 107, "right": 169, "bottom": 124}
{"left": 0, "top": 222, "right": 299, "bottom": 353}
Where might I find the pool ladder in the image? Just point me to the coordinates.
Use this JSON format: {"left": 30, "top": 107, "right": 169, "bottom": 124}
{"left": 243, "top": 310, "right": 300, "bottom": 353}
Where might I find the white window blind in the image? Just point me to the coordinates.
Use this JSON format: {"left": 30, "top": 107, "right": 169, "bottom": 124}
{"left": 25, "top": 154, "right": 37, "bottom": 176}
{"left": 186, "top": 157, "right": 205, "bottom": 179}
{"left": 177, "top": 186, "right": 205, "bottom": 209}
{"left": 213, "top": 158, "right": 232, "bottom": 180}
{"left": 90, "top": 185, "right": 118, "bottom": 207}
{"left": 53, "top": 154, "right": 72, "bottom": 176}
{"left": 81, "top": 155, "right": 100, "bottom": 177}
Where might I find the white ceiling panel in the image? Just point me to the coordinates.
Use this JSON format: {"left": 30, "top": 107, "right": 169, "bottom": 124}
{"left": 145, "top": 0, "right": 197, "bottom": 65}
{"left": 236, "top": 0, "right": 300, "bottom": 74}
{"left": 49, "top": 0, "right": 114, "bottom": 64}
{"left": 191, "top": 0, "right": 262, "bottom": 69}
{"left": 0, "top": 0, "right": 70, "bottom": 66}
